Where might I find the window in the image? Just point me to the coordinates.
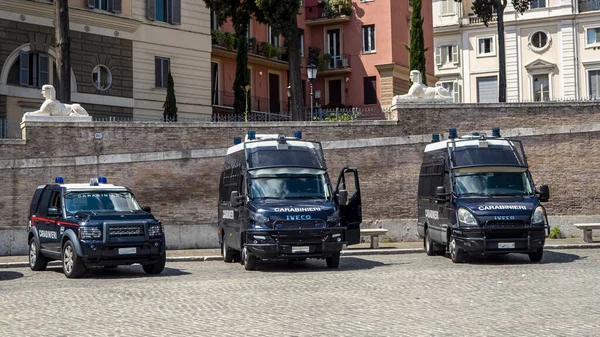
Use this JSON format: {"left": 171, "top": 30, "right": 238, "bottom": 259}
{"left": 10, "top": 51, "right": 50, "bottom": 88}
{"left": 436, "top": 44, "right": 459, "bottom": 67}
{"left": 92, "top": 65, "right": 112, "bottom": 90}
{"left": 440, "top": 82, "right": 454, "bottom": 99}
{"left": 362, "top": 25, "right": 376, "bottom": 53}
{"left": 268, "top": 26, "right": 279, "bottom": 47}
{"left": 148, "top": 0, "right": 181, "bottom": 25}
{"left": 587, "top": 27, "right": 600, "bottom": 47}
{"left": 89, "top": 0, "right": 122, "bottom": 13}
{"left": 530, "top": 0, "right": 546, "bottom": 9}
{"left": 530, "top": 31, "right": 549, "bottom": 49}
{"left": 155, "top": 57, "right": 170, "bottom": 88}
{"left": 94, "top": 0, "right": 108, "bottom": 11}
{"left": 477, "top": 37, "right": 495, "bottom": 56}
{"left": 299, "top": 29, "right": 305, "bottom": 57}
{"left": 363, "top": 76, "right": 377, "bottom": 105}
{"left": 441, "top": 0, "right": 454, "bottom": 15}
{"left": 589, "top": 70, "right": 600, "bottom": 99}
{"left": 532, "top": 74, "right": 550, "bottom": 101}
{"left": 476, "top": 76, "right": 498, "bottom": 103}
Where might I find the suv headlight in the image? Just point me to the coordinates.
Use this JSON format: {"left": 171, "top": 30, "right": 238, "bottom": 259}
{"left": 79, "top": 227, "right": 102, "bottom": 240}
{"left": 149, "top": 223, "right": 163, "bottom": 238}
{"left": 249, "top": 211, "right": 270, "bottom": 229}
{"left": 531, "top": 206, "right": 548, "bottom": 225}
{"left": 326, "top": 211, "right": 340, "bottom": 225}
{"left": 457, "top": 208, "right": 478, "bottom": 226}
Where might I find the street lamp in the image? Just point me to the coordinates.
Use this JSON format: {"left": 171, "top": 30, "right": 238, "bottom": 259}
{"left": 307, "top": 63, "right": 318, "bottom": 120}
{"left": 287, "top": 83, "right": 291, "bottom": 114}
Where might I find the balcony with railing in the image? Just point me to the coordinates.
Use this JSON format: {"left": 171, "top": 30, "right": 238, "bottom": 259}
{"left": 305, "top": 0, "right": 353, "bottom": 26}
{"left": 211, "top": 31, "right": 289, "bottom": 69}
{"left": 319, "top": 54, "right": 352, "bottom": 75}
{"left": 580, "top": 0, "right": 600, "bottom": 12}
{"left": 467, "top": 14, "right": 497, "bottom": 25}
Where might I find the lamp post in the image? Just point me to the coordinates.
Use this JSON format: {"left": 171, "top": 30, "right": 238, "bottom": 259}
{"left": 287, "top": 83, "right": 291, "bottom": 115}
{"left": 307, "top": 63, "right": 318, "bottom": 121}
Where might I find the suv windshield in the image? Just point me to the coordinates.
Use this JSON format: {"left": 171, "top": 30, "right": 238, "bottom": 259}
{"left": 455, "top": 172, "right": 534, "bottom": 197}
{"left": 65, "top": 191, "right": 141, "bottom": 214}
{"left": 250, "top": 174, "right": 330, "bottom": 200}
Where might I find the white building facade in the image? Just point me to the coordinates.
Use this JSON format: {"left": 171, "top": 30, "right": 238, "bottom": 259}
{"left": 432, "top": 0, "right": 600, "bottom": 103}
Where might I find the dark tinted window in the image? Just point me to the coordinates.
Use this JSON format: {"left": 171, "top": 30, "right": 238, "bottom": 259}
{"left": 418, "top": 158, "right": 445, "bottom": 198}
{"left": 246, "top": 144, "right": 326, "bottom": 169}
{"left": 29, "top": 187, "right": 44, "bottom": 216}
{"left": 36, "top": 186, "right": 54, "bottom": 216}
{"left": 453, "top": 146, "right": 523, "bottom": 167}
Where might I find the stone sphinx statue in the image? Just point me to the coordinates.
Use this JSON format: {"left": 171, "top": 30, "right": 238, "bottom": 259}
{"left": 392, "top": 70, "right": 453, "bottom": 104}
{"left": 23, "top": 84, "right": 90, "bottom": 118}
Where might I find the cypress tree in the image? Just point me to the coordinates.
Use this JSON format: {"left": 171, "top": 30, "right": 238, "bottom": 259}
{"left": 163, "top": 72, "right": 178, "bottom": 122}
{"left": 406, "top": 0, "right": 427, "bottom": 85}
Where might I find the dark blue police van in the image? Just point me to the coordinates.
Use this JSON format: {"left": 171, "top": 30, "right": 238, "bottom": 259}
{"left": 417, "top": 128, "right": 550, "bottom": 263}
{"left": 218, "top": 131, "right": 362, "bottom": 270}
{"left": 27, "top": 177, "right": 166, "bottom": 278}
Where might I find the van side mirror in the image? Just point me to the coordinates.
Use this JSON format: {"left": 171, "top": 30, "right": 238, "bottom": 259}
{"left": 337, "top": 190, "right": 348, "bottom": 206}
{"left": 142, "top": 206, "right": 152, "bottom": 213}
{"left": 538, "top": 185, "right": 550, "bottom": 202}
{"left": 436, "top": 186, "right": 449, "bottom": 203}
{"left": 230, "top": 191, "right": 242, "bottom": 207}
{"left": 47, "top": 207, "right": 61, "bottom": 216}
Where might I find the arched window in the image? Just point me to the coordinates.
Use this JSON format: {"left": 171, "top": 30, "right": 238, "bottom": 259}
{"left": 7, "top": 51, "right": 56, "bottom": 88}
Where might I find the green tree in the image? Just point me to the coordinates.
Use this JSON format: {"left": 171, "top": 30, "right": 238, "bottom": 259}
{"left": 163, "top": 72, "right": 178, "bottom": 122}
{"left": 405, "top": 0, "right": 427, "bottom": 86}
{"left": 256, "top": 0, "right": 305, "bottom": 121}
{"left": 455, "top": 0, "right": 534, "bottom": 102}
{"left": 203, "top": 0, "right": 260, "bottom": 116}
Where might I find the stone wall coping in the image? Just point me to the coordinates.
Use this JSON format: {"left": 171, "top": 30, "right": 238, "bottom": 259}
{"left": 19, "top": 120, "right": 398, "bottom": 128}
{"left": 391, "top": 101, "right": 600, "bottom": 109}
{"left": 0, "top": 139, "right": 26, "bottom": 145}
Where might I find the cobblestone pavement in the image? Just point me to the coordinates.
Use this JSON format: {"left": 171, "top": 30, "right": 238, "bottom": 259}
{"left": 1, "top": 249, "right": 600, "bottom": 337}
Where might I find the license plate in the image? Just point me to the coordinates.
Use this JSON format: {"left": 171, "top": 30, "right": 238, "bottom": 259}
{"left": 291, "top": 246, "right": 310, "bottom": 253}
{"left": 498, "top": 242, "right": 515, "bottom": 249}
{"left": 118, "top": 247, "right": 137, "bottom": 255}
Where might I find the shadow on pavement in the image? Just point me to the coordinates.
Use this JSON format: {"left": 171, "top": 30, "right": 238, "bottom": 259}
{"left": 464, "top": 250, "right": 585, "bottom": 265}
{"left": 48, "top": 266, "right": 191, "bottom": 279}
{"left": 255, "top": 256, "right": 386, "bottom": 273}
{"left": 0, "top": 271, "right": 24, "bottom": 281}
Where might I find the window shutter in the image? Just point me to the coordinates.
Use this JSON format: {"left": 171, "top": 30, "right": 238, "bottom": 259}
{"left": 19, "top": 51, "right": 30, "bottom": 86}
{"left": 39, "top": 54, "right": 50, "bottom": 87}
{"left": 171, "top": 0, "right": 181, "bottom": 25}
{"left": 453, "top": 81, "right": 461, "bottom": 103}
{"left": 147, "top": 0, "right": 155, "bottom": 20}
{"left": 452, "top": 44, "right": 459, "bottom": 64}
{"left": 87, "top": 0, "right": 95, "bottom": 9}
{"left": 111, "top": 0, "right": 122, "bottom": 13}
{"left": 435, "top": 46, "right": 442, "bottom": 66}
{"left": 155, "top": 58, "right": 161, "bottom": 87}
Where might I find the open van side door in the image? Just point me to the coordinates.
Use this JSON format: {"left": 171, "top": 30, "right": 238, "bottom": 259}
{"left": 335, "top": 167, "right": 362, "bottom": 245}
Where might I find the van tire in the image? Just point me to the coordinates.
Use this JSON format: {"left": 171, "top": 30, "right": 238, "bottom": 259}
{"left": 242, "top": 247, "right": 257, "bottom": 270}
{"left": 326, "top": 253, "right": 340, "bottom": 268}
{"left": 528, "top": 248, "right": 544, "bottom": 262}
{"left": 424, "top": 228, "right": 436, "bottom": 256}
{"left": 222, "top": 238, "right": 234, "bottom": 263}
{"left": 449, "top": 235, "right": 465, "bottom": 263}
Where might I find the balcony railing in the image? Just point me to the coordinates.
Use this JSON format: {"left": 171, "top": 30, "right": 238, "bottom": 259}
{"left": 305, "top": 2, "right": 353, "bottom": 21}
{"left": 211, "top": 33, "right": 287, "bottom": 61}
{"left": 323, "top": 54, "right": 351, "bottom": 71}
{"left": 468, "top": 14, "right": 497, "bottom": 24}
{"left": 212, "top": 90, "right": 289, "bottom": 114}
{"left": 580, "top": 0, "right": 600, "bottom": 12}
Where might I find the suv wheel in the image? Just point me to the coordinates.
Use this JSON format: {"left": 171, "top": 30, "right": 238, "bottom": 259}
{"left": 143, "top": 253, "right": 166, "bottom": 275}
{"left": 29, "top": 238, "right": 48, "bottom": 271}
{"left": 528, "top": 248, "right": 544, "bottom": 262}
{"left": 326, "top": 252, "right": 340, "bottom": 269}
{"left": 62, "top": 240, "right": 86, "bottom": 278}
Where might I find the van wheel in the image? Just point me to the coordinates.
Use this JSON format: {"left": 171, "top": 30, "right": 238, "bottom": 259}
{"left": 143, "top": 253, "right": 166, "bottom": 275}
{"left": 424, "top": 228, "right": 436, "bottom": 256}
{"left": 62, "top": 240, "right": 86, "bottom": 278}
{"left": 242, "top": 246, "right": 257, "bottom": 271}
{"left": 222, "top": 238, "right": 234, "bottom": 263}
{"left": 326, "top": 252, "right": 340, "bottom": 268}
{"left": 29, "top": 238, "right": 48, "bottom": 271}
{"left": 449, "top": 235, "right": 465, "bottom": 263}
{"left": 528, "top": 248, "right": 544, "bottom": 262}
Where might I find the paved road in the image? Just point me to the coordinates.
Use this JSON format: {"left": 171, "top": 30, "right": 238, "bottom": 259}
{"left": 1, "top": 249, "right": 599, "bottom": 337}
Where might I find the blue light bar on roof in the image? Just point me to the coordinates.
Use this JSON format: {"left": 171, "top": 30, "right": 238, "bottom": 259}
{"left": 449, "top": 128, "right": 458, "bottom": 139}
{"left": 294, "top": 131, "right": 302, "bottom": 139}
{"left": 432, "top": 133, "right": 440, "bottom": 143}
{"left": 55, "top": 177, "right": 64, "bottom": 184}
{"left": 98, "top": 176, "right": 107, "bottom": 184}
{"left": 248, "top": 131, "right": 256, "bottom": 140}
{"left": 492, "top": 127, "right": 501, "bottom": 137}
{"left": 234, "top": 137, "right": 242, "bottom": 145}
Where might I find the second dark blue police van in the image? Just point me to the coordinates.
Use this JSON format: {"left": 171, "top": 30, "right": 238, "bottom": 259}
{"left": 218, "top": 131, "right": 362, "bottom": 270}
{"left": 417, "top": 128, "right": 550, "bottom": 263}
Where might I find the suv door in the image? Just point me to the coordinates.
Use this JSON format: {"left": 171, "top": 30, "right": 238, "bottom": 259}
{"left": 46, "top": 187, "right": 64, "bottom": 252}
{"left": 34, "top": 186, "right": 54, "bottom": 250}
{"left": 335, "top": 168, "right": 362, "bottom": 245}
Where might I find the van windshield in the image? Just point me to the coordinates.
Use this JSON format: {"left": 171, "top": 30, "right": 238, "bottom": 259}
{"left": 454, "top": 172, "right": 534, "bottom": 197}
{"left": 250, "top": 174, "right": 330, "bottom": 200}
{"left": 64, "top": 191, "right": 141, "bottom": 214}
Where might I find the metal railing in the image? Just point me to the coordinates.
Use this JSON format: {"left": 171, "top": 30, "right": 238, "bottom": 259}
{"left": 468, "top": 15, "right": 497, "bottom": 24}
{"left": 0, "top": 119, "right": 21, "bottom": 139}
{"left": 306, "top": 106, "right": 390, "bottom": 121}
{"left": 580, "top": 0, "right": 600, "bottom": 12}
{"left": 305, "top": 2, "right": 352, "bottom": 21}
{"left": 212, "top": 111, "right": 292, "bottom": 123}
{"left": 325, "top": 54, "right": 351, "bottom": 71}
{"left": 213, "top": 90, "right": 289, "bottom": 114}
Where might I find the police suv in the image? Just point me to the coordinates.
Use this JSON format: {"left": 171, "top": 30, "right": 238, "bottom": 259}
{"left": 417, "top": 128, "right": 550, "bottom": 263}
{"left": 218, "top": 131, "right": 362, "bottom": 270}
{"left": 27, "top": 177, "right": 166, "bottom": 278}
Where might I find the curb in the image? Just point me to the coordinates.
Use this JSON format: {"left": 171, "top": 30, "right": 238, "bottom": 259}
{"left": 2, "top": 244, "right": 599, "bottom": 269}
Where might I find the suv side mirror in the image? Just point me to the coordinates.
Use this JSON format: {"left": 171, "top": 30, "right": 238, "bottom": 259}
{"left": 230, "top": 191, "right": 242, "bottom": 207}
{"left": 337, "top": 190, "right": 348, "bottom": 206}
{"left": 47, "top": 207, "right": 61, "bottom": 216}
{"left": 142, "top": 206, "right": 152, "bottom": 213}
{"left": 538, "top": 184, "right": 550, "bottom": 202}
{"left": 436, "top": 186, "right": 449, "bottom": 203}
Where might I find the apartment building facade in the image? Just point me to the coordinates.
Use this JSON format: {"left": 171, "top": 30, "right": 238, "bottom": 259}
{"left": 0, "top": 0, "right": 212, "bottom": 129}
{"left": 210, "top": 0, "right": 435, "bottom": 117}
{"left": 433, "top": 0, "right": 600, "bottom": 103}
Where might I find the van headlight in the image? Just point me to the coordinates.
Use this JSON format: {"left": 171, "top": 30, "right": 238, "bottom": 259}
{"left": 457, "top": 208, "right": 478, "bottom": 226}
{"left": 531, "top": 206, "right": 548, "bottom": 225}
{"left": 249, "top": 211, "right": 270, "bottom": 229}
